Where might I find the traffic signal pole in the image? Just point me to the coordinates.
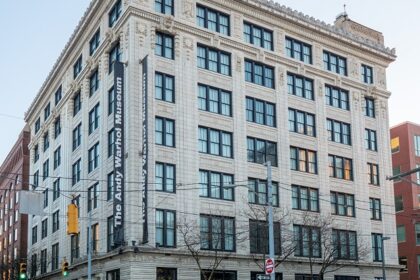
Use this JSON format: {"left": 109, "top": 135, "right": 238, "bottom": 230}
{"left": 87, "top": 210, "right": 92, "bottom": 280}
{"left": 266, "top": 161, "right": 275, "bottom": 280}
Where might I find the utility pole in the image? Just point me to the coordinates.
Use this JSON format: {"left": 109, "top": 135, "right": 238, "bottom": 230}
{"left": 266, "top": 161, "right": 275, "bottom": 280}
{"left": 87, "top": 210, "right": 92, "bottom": 280}
{"left": 381, "top": 236, "right": 390, "bottom": 280}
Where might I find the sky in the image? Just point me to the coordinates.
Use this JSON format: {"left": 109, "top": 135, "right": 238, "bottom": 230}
{"left": 0, "top": 0, "right": 418, "bottom": 163}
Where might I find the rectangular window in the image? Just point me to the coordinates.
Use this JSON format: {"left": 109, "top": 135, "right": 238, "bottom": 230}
{"left": 155, "top": 117, "right": 175, "bottom": 147}
{"left": 72, "top": 159, "right": 81, "bottom": 186}
{"left": 52, "top": 210, "right": 59, "bottom": 232}
{"left": 293, "top": 225, "right": 321, "bottom": 257}
{"left": 395, "top": 195, "right": 403, "bottom": 212}
{"left": 70, "top": 234, "right": 80, "bottom": 263}
{"left": 88, "top": 142, "right": 100, "bottom": 173}
{"left": 370, "top": 198, "right": 381, "bottom": 220}
{"left": 42, "top": 159, "right": 49, "bottom": 181}
{"left": 53, "top": 146, "right": 61, "bottom": 169}
{"left": 43, "top": 133, "right": 49, "bottom": 152}
{"left": 155, "top": 209, "right": 176, "bottom": 247}
{"left": 199, "top": 170, "right": 234, "bottom": 201}
{"left": 364, "top": 98, "right": 375, "bottom": 118}
{"left": 155, "top": 0, "right": 174, "bottom": 15}
{"left": 290, "top": 147, "right": 317, "bottom": 174}
{"left": 365, "top": 129, "right": 378, "bottom": 151}
{"left": 34, "top": 117, "right": 41, "bottom": 134}
{"left": 286, "top": 37, "right": 312, "bottom": 64}
{"left": 416, "top": 224, "right": 420, "bottom": 245}
{"left": 200, "top": 215, "right": 235, "bottom": 251}
{"left": 156, "top": 72, "right": 175, "bottom": 103}
{"left": 156, "top": 162, "right": 176, "bottom": 193}
{"left": 89, "top": 69, "right": 100, "bottom": 96}
{"left": 332, "top": 229, "right": 357, "bottom": 260}
{"left": 88, "top": 183, "right": 99, "bottom": 212}
{"left": 288, "top": 108, "right": 315, "bottom": 136}
{"left": 109, "top": 43, "right": 121, "bottom": 73}
{"left": 334, "top": 277, "right": 359, "bottom": 280}
{"left": 72, "top": 123, "right": 82, "bottom": 151}
{"left": 40, "top": 249, "right": 47, "bottom": 274}
{"left": 397, "top": 225, "right": 406, "bottom": 242}
{"left": 109, "top": 0, "right": 122, "bottom": 27}
{"left": 361, "top": 64, "right": 373, "bottom": 84}
{"left": 41, "top": 219, "right": 48, "bottom": 239}
{"left": 244, "top": 22, "right": 273, "bottom": 50}
{"left": 108, "top": 86, "right": 115, "bottom": 115}
{"left": 107, "top": 172, "right": 114, "bottom": 201}
{"left": 246, "top": 97, "right": 276, "bottom": 127}
{"left": 43, "top": 189, "right": 48, "bottom": 208}
{"left": 88, "top": 103, "right": 100, "bottom": 134}
{"left": 202, "top": 271, "right": 236, "bottom": 280}
{"left": 44, "top": 103, "right": 51, "bottom": 120}
{"left": 155, "top": 32, "right": 174, "bottom": 59}
{"left": 198, "top": 126, "right": 232, "bottom": 158}
{"left": 367, "top": 163, "right": 380, "bottom": 185}
{"left": 88, "top": 223, "right": 99, "bottom": 253}
{"left": 32, "top": 226, "right": 38, "bottom": 245}
{"left": 199, "top": 84, "right": 232, "bottom": 116}
{"left": 415, "top": 136, "right": 420, "bottom": 156}
{"left": 107, "top": 216, "right": 114, "bottom": 252}
{"left": 249, "top": 220, "right": 281, "bottom": 254}
{"left": 197, "top": 45, "right": 231, "bottom": 76}
{"left": 323, "top": 50, "right": 347, "bottom": 75}
{"left": 248, "top": 178, "right": 278, "bottom": 207}
{"left": 31, "top": 253, "right": 37, "bottom": 277}
{"left": 292, "top": 185, "right": 319, "bottom": 212}
{"left": 295, "top": 275, "right": 319, "bottom": 280}
{"left": 55, "top": 86, "right": 62, "bottom": 105}
{"left": 327, "top": 119, "right": 351, "bottom": 145}
{"left": 54, "top": 117, "right": 61, "bottom": 139}
{"left": 157, "top": 268, "right": 177, "bottom": 280}
{"left": 287, "top": 72, "right": 313, "bottom": 100}
{"left": 325, "top": 85, "right": 349, "bottom": 110}
{"left": 53, "top": 179, "right": 60, "bottom": 201}
{"left": 330, "top": 192, "right": 355, "bottom": 217}
{"left": 89, "top": 29, "right": 100, "bottom": 55}
{"left": 245, "top": 59, "right": 274, "bottom": 88}
{"left": 197, "top": 5, "right": 230, "bottom": 35}
{"left": 73, "top": 91, "right": 81, "bottom": 116}
{"left": 73, "top": 55, "right": 83, "bottom": 78}
{"left": 34, "top": 145, "right": 39, "bottom": 163}
{"left": 247, "top": 137, "right": 277, "bottom": 166}
{"left": 371, "top": 233, "right": 383, "bottom": 262}
{"left": 106, "top": 270, "right": 120, "bottom": 280}
{"left": 329, "top": 154, "right": 353, "bottom": 180}
{"left": 107, "top": 129, "right": 115, "bottom": 158}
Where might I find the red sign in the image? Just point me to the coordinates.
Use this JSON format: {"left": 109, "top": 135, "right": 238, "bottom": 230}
{"left": 265, "top": 258, "right": 274, "bottom": 274}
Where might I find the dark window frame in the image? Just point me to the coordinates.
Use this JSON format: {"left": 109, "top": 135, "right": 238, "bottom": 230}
{"left": 89, "top": 29, "right": 101, "bottom": 55}
{"left": 108, "top": 0, "right": 122, "bottom": 27}
{"left": 199, "top": 169, "right": 234, "bottom": 201}
{"left": 332, "top": 229, "right": 358, "bottom": 260}
{"left": 200, "top": 215, "right": 236, "bottom": 252}
{"left": 365, "top": 128, "right": 377, "bottom": 151}
{"left": 197, "top": 4, "right": 230, "bottom": 36}
{"left": 197, "top": 44, "right": 231, "bottom": 76}
{"left": 326, "top": 118, "right": 351, "bottom": 145}
{"left": 245, "top": 59, "right": 275, "bottom": 88}
{"left": 155, "top": 31, "right": 174, "bottom": 59}
{"left": 293, "top": 224, "right": 321, "bottom": 258}
{"left": 368, "top": 163, "right": 380, "bottom": 185}
{"left": 370, "top": 198, "right": 382, "bottom": 221}
{"left": 73, "top": 55, "right": 83, "bottom": 79}
{"left": 247, "top": 137, "right": 277, "bottom": 166}
{"left": 73, "top": 91, "right": 81, "bottom": 116}
{"left": 292, "top": 185, "right": 319, "bottom": 212}
{"left": 288, "top": 108, "right": 315, "bottom": 136}
{"left": 325, "top": 85, "right": 349, "bottom": 110}
{"left": 155, "top": 72, "right": 175, "bottom": 103}
{"left": 249, "top": 219, "right": 281, "bottom": 254}
{"left": 286, "top": 37, "right": 312, "bottom": 64}
{"left": 156, "top": 162, "right": 176, "bottom": 193}
{"left": 248, "top": 178, "right": 279, "bottom": 207}
{"left": 244, "top": 21, "right": 273, "bottom": 50}
{"left": 155, "top": 209, "right": 176, "bottom": 248}
{"left": 290, "top": 146, "right": 317, "bottom": 174}
{"left": 329, "top": 154, "right": 353, "bottom": 181}
{"left": 364, "top": 97, "right": 375, "bottom": 118}
{"left": 361, "top": 64, "right": 373, "bottom": 84}
{"left": 330, "top": 192, "right": 355, "bottom": 217}
{"left": 155, "top": 0, "right": 174, "bottom": 15}
{"left": 198, "top": 126, "right": 233, "bottom": 158}
{"left": 323, "top": 50, "right": 347, "bottom": 76}
{"left": 155, "top": 117, "right": 175, "bottom": 147}
{"left": 89, "top": 69, "right": 100, "bottom": 96}
{"left": 246, "top": 96, "right": 276, "bottom": 127}
{"left": 198, "top": 84, "right": 232, "bottom": 116}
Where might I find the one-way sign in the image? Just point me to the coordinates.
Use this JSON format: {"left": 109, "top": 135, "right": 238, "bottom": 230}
{"left": 257, "top": 275, "right": 270, "bottom": 280}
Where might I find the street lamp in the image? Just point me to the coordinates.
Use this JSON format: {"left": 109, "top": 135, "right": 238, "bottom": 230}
{"left": 381, "top": 236, "right": 390, "bottom": 280}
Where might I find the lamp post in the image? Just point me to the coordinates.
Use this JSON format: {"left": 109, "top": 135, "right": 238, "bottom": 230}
{"left": 265, "top": 161, "right": 275, "bottom": 280}
{"left": 381, "top": 236, "right": 390, "bottom": 280}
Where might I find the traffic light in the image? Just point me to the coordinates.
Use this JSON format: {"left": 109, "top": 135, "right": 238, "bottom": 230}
{"left": 67, "top": 203, "right": 79, "bottom": 235}
{"left": 62, "top": 261, "right": 69, "bottom": 277}
{"left": 19, "top": 262, "right": 27, "bottom": 279}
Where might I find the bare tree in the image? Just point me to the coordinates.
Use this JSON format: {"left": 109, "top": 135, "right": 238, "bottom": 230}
{"left": 178, "top": 215, "right": 247, "bottom": 280}
{"left": 245, "top": 204, "right": 296, "bottom": 274}
{"left": 298, "top": 213, "right": 370, "bottom": 280}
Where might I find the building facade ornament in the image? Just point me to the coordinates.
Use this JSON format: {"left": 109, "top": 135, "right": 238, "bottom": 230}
{"left": 183, "top": 36, "right": 194, "bottom": 61}
{"left": 136, "top": 21, "right": 148, "bottom": 47}
{"left": 183, "top": 0, "right": 195, "bottom": 19}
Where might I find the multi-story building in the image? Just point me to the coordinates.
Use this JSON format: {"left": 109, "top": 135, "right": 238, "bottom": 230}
{"left": 0, "top": 127, "right": 30, "bottom": 279}
{"left": 390, "top": 122, "right": 420, "bottom": 280}
{"left": 24, "top": 0, "right": 399, "bottom": 279}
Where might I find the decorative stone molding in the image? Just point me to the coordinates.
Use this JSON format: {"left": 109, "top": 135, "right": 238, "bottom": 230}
{"left": 122, "top": 23, "right": 130, "bottom": 51}
{"left": 235, "top": 53, "right": 243, "bottom": 72}
{"left": 175, "top": 33, "right": 181, "bottom": 58}
{"left": 136, "top": 21, "right": 148, "bottom": 47}
{"left": 380, "top": 100, "right": 387, "bottom": 118}
{"left": 257, "top": 49, "right": 265, "bottom": 63}
{"left": 334, "top": 76, "right": 342, "bottom": 88}
{"left": 276, "top": 30, "right": 284, "bottom": 55}
{"left": 105, "top": 29, "right": 119, "bottom": 46}
{"left": 352, "top": 90, "right": 360, "bottom": 110}
{"left": 101, "top": 53, "right": 109, "bottom": 74}
{"left": 150, "top": 25, "right": 157, "bottom": 50}
{"left": 183, "top": 0, "right": 195, "bottom": 19}
{"left": 316, "top": 79, "right": 323, "bottom": 97}
{"left": 278, "top": 69, "right": 285, "bottom": 87}
{"left": 183, "top": 36, "right": 194, "bottom": 61}
{"left": 233, "top": 13, "right": 242, "bottom": 40}
{"left": 85, "top": 57, "right": 94, "bottom": 73}
{"left": 160, "top": 16, "right": 175, "bottom": 32}
{"left": 376, "top": 67, "right": 386, "bottom": 88}
{"left": 211, "top": 34, "right": 221, "bottom": 49}
{"left": 313, "top": 44, "right": 322, "bottom": 68}
{"left": 350, "top": 57, "right": 359, "bottom": 79}
{"left": 297, "top": 62, "right": 305, "bottom": 76}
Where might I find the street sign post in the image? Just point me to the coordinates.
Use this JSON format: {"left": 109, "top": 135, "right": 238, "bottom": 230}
{"left": 265, "top": 258, "right": 274, "bottom": 275}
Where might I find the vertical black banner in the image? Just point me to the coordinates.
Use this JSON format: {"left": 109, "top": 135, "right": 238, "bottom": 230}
{"left": 113, "top": 61, "right": 125, "bottom": 247}
{"left": 141, "top": 56, "right": 149, "bottom": 243}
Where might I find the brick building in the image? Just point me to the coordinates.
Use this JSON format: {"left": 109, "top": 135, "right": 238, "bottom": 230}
{"left": 0, "top": 127, "right": 30, "bottom": 279}
{"left": 391, "top": 122, "right": 420, "bottom": 279}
